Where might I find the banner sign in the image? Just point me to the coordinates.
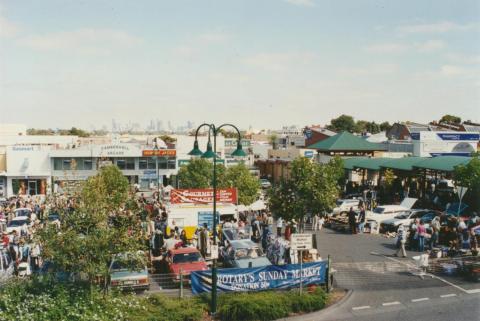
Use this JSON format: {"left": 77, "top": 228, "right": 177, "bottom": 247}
{"left": 142, "top": 149, "right": 176, "bottom": 157}
{"left": 171, "top": 188, "right": 238, "bottom": 204}
{"left": 191, "top": 261, "right": 328, "bottom": 294}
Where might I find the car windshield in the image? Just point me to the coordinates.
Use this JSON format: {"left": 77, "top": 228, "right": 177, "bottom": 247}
{"left": 235, "top": 248, "right": 263, "bottom": 260}
{"left": 394, "top": 212, "right": 409, "bottom": 219}
{"left": 111, "top": 259, "right": 144, "bottom": 271}
{"left": 15, "top": 210, "right": 30, "bottom": 217}
{"left": 223, "top": 228, "right": 250, "bottom": 241}
{"left": 8, "top": 220, "right": 27, "bottom": 227}
{"left": 373, "top": 207, "right": 385, "bottom": 214}
{"left": 173, "top": 252, "right": 203, "bottom": 264}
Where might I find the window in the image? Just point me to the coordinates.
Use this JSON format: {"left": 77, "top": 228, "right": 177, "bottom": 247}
{"left": 53, "top": 158, "right": 63, "bottom": 170}
{"left": 168, "top": 158, "right": 176, "bottom": 169}
{"left": 139, "top": 157, "right": 156, "bottom": 170}
{"left": 83, "top": 159, "right": 93, "bottom": 170}
{"left": 115, "top": 158, "right": 135, "bottom": 170}
{"left": 158, "top": 157, "right": 167, "bottom": 169}
{"left": 126, "top": 158, "right": 135, "bottom": 170}
{"left": 116, "top": 159, "right": 126, "bottom": 169}
{"left": 62, "top": 159, "right": 71, "bottom": 170}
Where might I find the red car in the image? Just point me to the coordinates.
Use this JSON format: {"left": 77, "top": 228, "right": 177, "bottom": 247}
{"left": 166, "top": 247, "right": 208, "bottom": 281}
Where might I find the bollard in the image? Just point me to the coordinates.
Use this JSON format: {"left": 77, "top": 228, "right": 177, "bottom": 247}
{"left": 179, "top": 269, "right": 184, "bottom": 299}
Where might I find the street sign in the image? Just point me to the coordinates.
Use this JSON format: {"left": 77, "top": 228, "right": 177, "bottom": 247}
{"left": 290, "top": 234, "right": 313, "bottom": 250}
{"left": 457, "top": 186, "right": 468, "bottom": 201}
{"left": 210, "top": 245, "right": 219, "bottom": 259}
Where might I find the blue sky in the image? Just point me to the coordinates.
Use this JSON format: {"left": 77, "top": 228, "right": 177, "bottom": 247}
{"left": 0, "top": 0, "right": 479, "bottom": 130}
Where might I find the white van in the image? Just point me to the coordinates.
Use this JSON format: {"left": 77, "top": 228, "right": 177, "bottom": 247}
{"left": 331, "top": 199, "right": 360, "bottom": 216}
{"left": 366, "top": 198, "right": 418, "bottom": 224}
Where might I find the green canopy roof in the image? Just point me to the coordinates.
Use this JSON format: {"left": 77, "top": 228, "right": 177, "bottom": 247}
{"left": 307, "top": 131, "right": 386, "bottom": 152}
{"left": 380, "top": 157, "right": 428, "bottom": 171}
{"left": 342, "top": 157, "right": 367, "bottom": 170}
{"left": 414, "top": 156, "right": 472, "bottom": 172}
{"left": 352, "top": 157, "right": 393, "bottom": 171}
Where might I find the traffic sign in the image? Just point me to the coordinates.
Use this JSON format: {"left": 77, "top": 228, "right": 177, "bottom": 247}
{"left": 290, "top": 234, "right": 313, "bottom": 250}
{"left": 457, "top": 186, "right": 468, "bottom": 201}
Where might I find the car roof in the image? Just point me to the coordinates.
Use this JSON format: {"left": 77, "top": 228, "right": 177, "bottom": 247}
{"left": 11, "top": 217, "right": 29, "bottom": 221}
{"left": 229, "top": 239, "right": 258, "bottom": 249}
{"left": 15, "top": 208, "right": 31, "bottom": 212}
{"left": 171, "top": 247, "right": 200, "bottom": 255}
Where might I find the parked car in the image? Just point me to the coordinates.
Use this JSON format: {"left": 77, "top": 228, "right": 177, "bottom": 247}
{"left": 331, "top": 199, "right": 360, "bottom": 216}
{"left": 380, "top": 209, "right": 432, "bottom": 233}
{"left": 221, "top": 227, "right": 251, "bottom": 246}
{"left": 260, "top": 179, "right": 272, "bottom": 189}
{"left": 14, "top": 208, "right": 32, "bottom": 219}
{"left": 6, "top": 217, "right": 30, "bottom": 235}
{"left": 164, "top": 247, "right": 208, "bottom": 282}
{"left": 366, "top": 198, "right": 417, "bottom": 225}
{"left": 221, "top": 239, "right": 271, "bottom": 268}
{"left": 109, "top": 252, "right": 150, "bottom": 292}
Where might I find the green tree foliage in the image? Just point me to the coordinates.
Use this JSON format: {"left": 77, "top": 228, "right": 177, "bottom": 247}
{"left": 327, "top": 114, "right": 356, "bottom": 132}
{"left": 268, "top": 157, "right": 343, "bottom": 222}
{"left": 440, "top": 114, "right": 462, "bottom": 125}
{"left": 36, "top": 165, "right": 143, "bottom": 287}
{"left": 453, "top": 156, "right": 480, "bottom": 212}
{"left": 27, "top": 127, "right": 90, "bottom": 137}
{"left": 379, "top": 121, "right": 391, "bottom": 132}
{"left": 177, "top": 159, "right": 259, "bottom": 205}
{"left": 26, "top": 128, "right": 56, "bottom": 135}
{"left": 222, "top": 163, "right": 260, "bottom": 205}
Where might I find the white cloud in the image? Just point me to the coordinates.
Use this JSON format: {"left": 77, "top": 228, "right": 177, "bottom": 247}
{"left": 415, "top": 40, "right": 446, "bottom": 53}
{"left": 0, "top": 13, "right": 18, "bottom": 38}
{"left": 196, "top": 31, "right": 229, "bottom": 44}
{"left": 364, "top": 43, "right": 408, "bottom": 54}
{"left": 172, "top": 30, "right": 229, "bottom": 58}
{"left": 17, "top": 28, "right": 141, "bottom": 54}
{"left": 440, "top": 65, "right": 469, "bottom": 76}
{"left": 365, "top": 40, "right": 446, "bottom": 54}
{"left": 338, "top": 63, "right": 399, "bottom": 77}
{"left": 445, "top": 53, "right": 480, "bottom": 65}
{"left": 284, "top": 0, "right": 315, "bottom": 7}
{"left": 397, "top": 21, "right": 476, "bottom": 34}
{"left": 243, "top": 52, "right": 317, "bottom": 72}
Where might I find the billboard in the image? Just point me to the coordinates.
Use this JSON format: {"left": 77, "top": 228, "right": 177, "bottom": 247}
{"left": 191, "top": 261, "right": 328, "bottom": 294}
{"left": 170, "top": 188, "right": 238, "bottom": 204}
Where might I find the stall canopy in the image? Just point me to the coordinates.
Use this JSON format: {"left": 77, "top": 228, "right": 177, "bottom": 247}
{"left": 307, "top": 131, "right": 386, "bottom": 153}
{"left": 342, "top": 157, "right": 366, "bottom": 170}
{"left": 352, "top": 157, "right": 393, "bottom": 171}
{"left": 380, "top": 157, "right": 427, "bottom": 171}
{"left": 414, "top": 156, "right": 472, "bottom": 172}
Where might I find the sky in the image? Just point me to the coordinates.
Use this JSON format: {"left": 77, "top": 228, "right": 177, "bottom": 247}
{"left": 0, "top": 0, "right": 479, "bottom": 130}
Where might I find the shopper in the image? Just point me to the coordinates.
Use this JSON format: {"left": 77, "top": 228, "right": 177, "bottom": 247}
{"left": 357, "top": 206, "right": 366, "bottom": 234}
{"left": 348, "top": 207, "right": 357, "bottom": 234}
{"left": 276, "top": 217, "right": 283, "bottom": 237}
{"left": 394, "top": 225, "right": 407, "bottom": 258}
{"left": 417, "top": 220, "right": 426, "bottom": 252}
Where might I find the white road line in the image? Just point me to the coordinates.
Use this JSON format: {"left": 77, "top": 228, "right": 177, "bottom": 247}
{"left": 411, "top": 298, "right": 429, "bottom": 302}
{"left": 352, "top": 306, "right": 371, "bottom": 311}
{"left": 440, "top": 294, "right": 457, "bottom": 298}
{"left": 466, "top": 289, "right": 480, "bottom": 294}
{"left": 382, "top": 301, "right": 401, "bottom": 306}
{"left": 430, "top": 275, "right": 469, "bottom": 293}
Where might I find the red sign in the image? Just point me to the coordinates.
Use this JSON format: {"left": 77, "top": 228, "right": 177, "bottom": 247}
{"left": 142, "top": 149, "right": 176, "bottom": 157}
{"left": 171, "top": 188, "right": 237, "bottom": 204}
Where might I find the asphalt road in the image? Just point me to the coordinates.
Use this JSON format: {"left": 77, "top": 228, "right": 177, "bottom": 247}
{"left": 309, "top": 228, "right": 480, "bottom": 321}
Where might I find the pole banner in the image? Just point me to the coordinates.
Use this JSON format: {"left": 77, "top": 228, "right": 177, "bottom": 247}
{"left": 191, "top": 260, "right": 328, "bottom": 294}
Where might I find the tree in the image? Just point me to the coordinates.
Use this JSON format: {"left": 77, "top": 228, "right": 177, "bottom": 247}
{"left": 222, "top": 163, "right": 260, "bottom": 205}
{"left": 268, "top": 134, "right": 278, "bottom": 150}
{"left": 354, "top": 120, "right": 368, "bottom": 133}
{"left": 365, "top": 121, "right": 381, "bottom": 134}
{"left": 177, "top": 158, "right": 226, "bottom": 189}
{"left": 379, "top": 121, "right": 391, "bottom": 132}
{"left": 177, "top": 159, "right": 259, "bottom": 205}
{"left": 36, "top": 165, "right": 143, "bottom": 289}
{"left": 440, "top": 114, "right": 461, "bottom": 125}
{"left": 327, "top": 115, "right": 356, "bottom": 132}
{"left": 268, "top": 157, "right": 343, "bottom": 226}
{"left": 453, "top": 155, "right": 480, "bottom": 212}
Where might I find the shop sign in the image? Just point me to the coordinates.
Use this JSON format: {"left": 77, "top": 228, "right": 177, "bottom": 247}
{"left": 197, "top": 211, "right": 220, "bottom": 230}
{"left": 100, "top": 145, "right": 131, "bottom": 156}
{"left": 171, "top": 188, "right": 237, "bottom": 204}
{"left": 225, "top": 139, "right": 251, "bottom": 147}
{"left": 142, "top": 149, "right": 176, "bottom": 157}
{"left": 191, "top": 260, "right": 327, "bottom": 294}
{"left": 290, "top": 234, "right": 313, "bottom": 250}
{"left": 142, "top": 170, "right": 157, "bottom": 179}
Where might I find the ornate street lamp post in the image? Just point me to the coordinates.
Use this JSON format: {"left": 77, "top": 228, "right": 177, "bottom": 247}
{"left": 188, "top": 123, "right": 247, "bottom": 316}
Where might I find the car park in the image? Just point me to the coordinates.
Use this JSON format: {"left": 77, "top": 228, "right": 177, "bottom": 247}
{"left": 221, "top": 239, "right": 271, "bottom": 268}
{"left": 109, "top": 252, "right": 150, "bottom": 292}
{"left": 331, "top": 199, "right": 360, "bottom": 216}
{"left": 164, "top": 247, "right": 208, "bottom": 282}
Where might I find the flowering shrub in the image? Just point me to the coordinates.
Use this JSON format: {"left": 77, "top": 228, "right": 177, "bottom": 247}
{"left": 0, "top": 278, "right": 141, "bottom": 321}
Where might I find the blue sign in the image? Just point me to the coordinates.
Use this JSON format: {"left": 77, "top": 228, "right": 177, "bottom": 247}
{"left": 304, "top": 150, "right": 314, "bottom": 158}
{"left": 410, "top": 133, "right": 420, "bottom": 140}
{"left": 191, "top": 261, "right": 328, "bottom": 294}
{"left": 437, "top": 133, "right": 479, "bottom": 141}
{"left": 197, "top": 211, "right": 220, "bottom": 230}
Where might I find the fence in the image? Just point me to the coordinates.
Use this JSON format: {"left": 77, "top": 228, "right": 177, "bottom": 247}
{"left": 148, "top": 272, "right": 193, "bottom": 298}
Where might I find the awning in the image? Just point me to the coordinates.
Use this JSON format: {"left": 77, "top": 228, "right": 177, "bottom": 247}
{"left": 414, "top": 156, "right": 472, "bottom": 172}
{"left": 307, "top": 131, "right": 386, "bottom": 152}
{"left": 380, "top": 157, "right": 427, "bottom": 171}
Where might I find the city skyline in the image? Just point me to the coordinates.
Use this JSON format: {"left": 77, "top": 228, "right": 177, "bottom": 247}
{"left": 1, "top": 0, "right": 479, "bottom": 129}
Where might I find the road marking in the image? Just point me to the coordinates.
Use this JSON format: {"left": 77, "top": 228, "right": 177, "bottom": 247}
{"left": 440, "top": 294, "right": 457, "bottom": 298}
{"left": 382, "top": 301, "right": 401, "bottom": 306}
{"left": 352, "top": 306, "right": 371, "bottom": 311}
{"left": 431, "top": 275, "right": 469, "bottom": 293}
{"left": 411, "top": 298, "right": 429, "bottom": 302}
{"left": 466, "top": 289, "right": 480, "bottom": 294}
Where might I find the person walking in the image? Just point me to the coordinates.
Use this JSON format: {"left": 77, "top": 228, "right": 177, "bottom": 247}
{"left": 357, "top": 206, "right": 366, "bottom": 234}
{"left": 276, "top": 217, "right": 283, "bottom": 237}
{"left": 430, "top": 216, "right": 440, "bottom": 250}
{"left": 394, "top": 225, "right": 407, "bottom": 257}
{"left": 348, "top": 207, "right": 357, "bottom": 234}
{"left": 417, "top": 220, "right": 426, "bottom": 252}
{"left": 313, "top": 214, "right": 320, "bottom": 231}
